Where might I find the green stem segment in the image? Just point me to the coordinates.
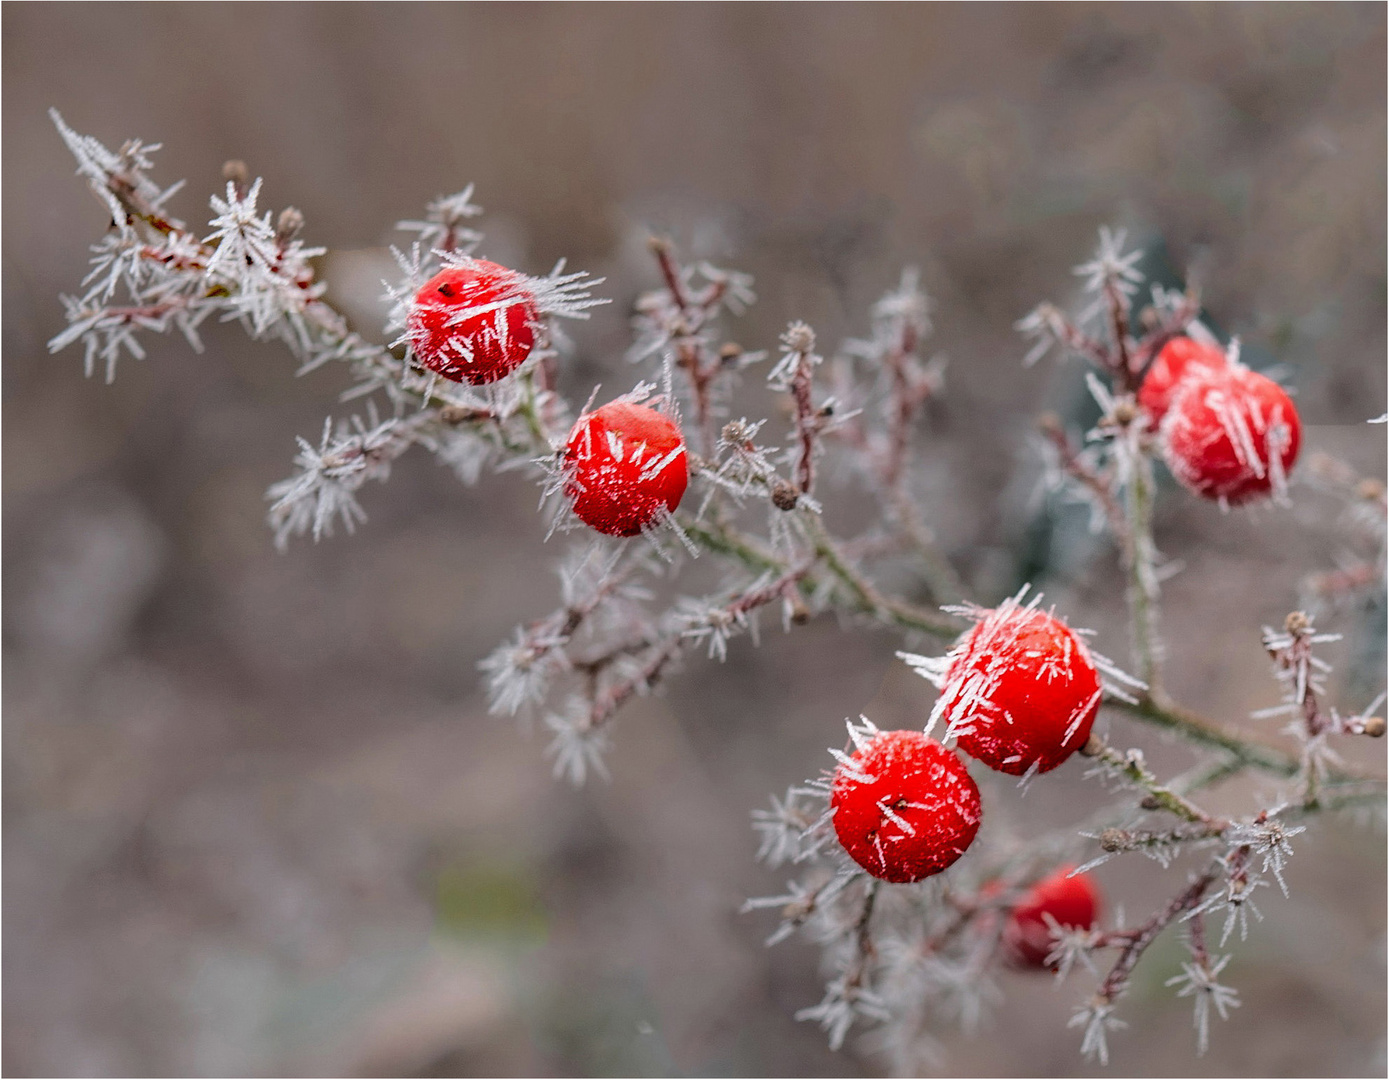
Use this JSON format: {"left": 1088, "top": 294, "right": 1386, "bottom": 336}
{"left": 1122, "top": 439, "right": 1162, "bottom": 696}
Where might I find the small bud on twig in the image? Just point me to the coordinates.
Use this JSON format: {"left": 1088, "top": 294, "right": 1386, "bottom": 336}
{"left": 771, "top": 477, "right": 800, "bottom": 511}
{"left": 222, "top": 159, "right": 249, "bottom": 197}
{"left": 1363, "top": 716, "right": 1385, "bottom": 738}
{"left": 1080, "top": 732, "right": 1106, "bottom": 758}
{"left": 275, "top": 206, "right": 305, "bottom": 244}
{"left": 782, "top": 321, "right": 815, "bottom": 354}
{"left": 1111, "top": 398, "right": 1139, "bottom": 426}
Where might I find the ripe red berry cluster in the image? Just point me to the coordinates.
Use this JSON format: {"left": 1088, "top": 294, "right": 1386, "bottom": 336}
{"left": 830, "top": 729, "right": 981, "bottom": 883}
{"left": 832, "top": 600, "right": 1104, "bottom": 883}
{"left": 406, "top": 260, "right": 539, "bottom": 385}
{"left": 1139, "top": 336, "right": 1302, "bottom": 505}
{"left": 562, "top": 401, "right": 689, "bottom": 536}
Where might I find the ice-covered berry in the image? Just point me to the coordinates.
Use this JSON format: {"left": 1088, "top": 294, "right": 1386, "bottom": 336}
{"left": 1138, "top": 335, "right": 1226, "bottom": 424}
{"left": 406, "top": 260, "right": 539, "bottom": 384}
{"left": 1161, "top": 364, "right": 1301, "bottom": 505}
{"left": 937, "top": 601, "right": 1102, "bottom": 776}
{"left": 830, "top": 729, "right": 981, "bottom": 883}
{"left": 563, "top": 401, "right": 688, "bottom": 536}
{"left": 1003, "top": 866, "right": 1101, "bottom": 969}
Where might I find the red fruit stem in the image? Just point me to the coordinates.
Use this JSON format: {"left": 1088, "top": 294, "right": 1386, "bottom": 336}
{"left": 1038, "top": 415, "right": 1130, "bottom": 545}
{"left": 788, "top": 342, "right": 820, "bottom": 497}
{"left": 1095, "top": 870, "right": 1219, "bottom": 1005}
{"left": 648, "top": 237, "right": 724, "bottom": 458}
{"left": 582, "top": 557, "right": 819, "bottom": 733}
{"left": 1100, "top": 276, "right": 1137, "bottom": 393}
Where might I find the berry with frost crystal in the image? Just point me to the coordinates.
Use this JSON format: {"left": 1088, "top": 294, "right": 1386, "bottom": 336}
{"left": 1161, "top": 364, "right": 1301, "bottom": 505}
{"left": 940, "top": 605, "right": 1102, "bottom": 775}
{"left": 830, "top": 730, "right": 981, "bottom": 883}
{"left": 405, "top": 260, "right": 539, "bottom": 384}
{"left": 563, "top": 401, "right": 689, "bottom": 536}
{"left": 1003, "top": 866, "right": 1101, "bottom": 969}
{"left": 1138, "top": 336, "right": 1226, "bottom": 424}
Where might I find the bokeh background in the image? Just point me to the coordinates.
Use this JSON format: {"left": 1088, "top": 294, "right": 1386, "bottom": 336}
{"left": 4, "top": 4, "right": 1386, "bottom": 1076}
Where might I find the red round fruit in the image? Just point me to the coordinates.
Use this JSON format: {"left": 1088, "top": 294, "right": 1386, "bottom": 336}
{"left": 563, "top": 401, "right": 689, "bottom": 536}
{"left": 937, "top": 603, "right": 1102, "bottom": 775}
{"left": 1003, "top": 866, "right": 1101, "bottom": 969}
{"left": 405, "top": 260, "right": 539, "bottom": 384}
{"left": 830, "top": 730, "right": 981, "bottom": 884}
{"left": 1138, "top": 335, "right": 1226, "bottom": 425}
{"left": 1161, "top": 364, "right": 1301, "bottom": 505}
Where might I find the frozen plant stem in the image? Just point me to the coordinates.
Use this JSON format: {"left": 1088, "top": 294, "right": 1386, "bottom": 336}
{"left": 1082, "top": 734, "right": 1220, "bottom": 825}
{"left": 1122, "top": 436, "right": 1163, "bottom": 697}
{"left": 48, "top": 121, "right": 1387, "bottom": 1072}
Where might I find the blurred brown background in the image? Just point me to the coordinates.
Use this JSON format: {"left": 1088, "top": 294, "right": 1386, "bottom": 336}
{"left": 4, "top": 4, "right": 1386, "bottom": 1077}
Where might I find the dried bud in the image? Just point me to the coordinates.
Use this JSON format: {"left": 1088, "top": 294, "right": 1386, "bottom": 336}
{"left": 1363, "top": 716, "right": 1385, "bottom": 738}
{"left": 1284, "top": 610, "right": 1311, "bottom": 636}
{"left": 1356, "top": 477, "right": 1385, "bottom": 502}
{"left": 770, "top": 478, "right": 800, "bottom": 511}
{"left": 1079, "top": 732, "right": 1105, "bottom": 758}
{"left": 275, "top": 206, "right": 305, "bottom": 244}
{"left": 1139, "top": 794, "right": 1163, "bottom": 811}
{"left": 781, "top": 321, "right": 815, "bottom": 354}
{"left": 719, "top": 342, "right": 743, "bottom": 363}
{"left": 222, "top": 159, "right": 249, "bottom": 193}
{"left": 1111, "top": 397, "right": 1139, "bottom": 426}
{"left": 722, "top": 419, "right": 757, "bottom": 447}
{"left": 1099, "top": 828, "right": 1129, "bottom": 852}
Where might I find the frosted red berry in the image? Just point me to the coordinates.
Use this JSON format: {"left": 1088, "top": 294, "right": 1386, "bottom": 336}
{"left": 1003, "top": 866, "right": 1101, "bottom": 969}
{"left": 938, "top": 603, "right": 1102, "bottom": 775}
{"left": 830, "top": 730, "right": 981, "bottom": 884}
{"left": 405, "top": 260, "right": 539, "bottom": 384}
{"left": 563, "top": 401, "right": 689, "bottom": 536}
{"left": 1138, "top": 335, "right": 1226, "bottom": 424}
{"left": 1161, "top": 364, "right": 1301, "bottom": 505}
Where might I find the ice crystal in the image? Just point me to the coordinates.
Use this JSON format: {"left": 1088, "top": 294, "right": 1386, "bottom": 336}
{"left": 543, "top": 700, "right": 611, "bottom": 785}
{"left": 1165, "top": 953, "right": 1240, "bottom": 1056}
{"left": 1225, "top": 817, "right": 1304, "bottom": 897}
{"left": 795, "top": 972, "right": 892, "bottom": 1052}
{"left": 1069, "top": 999, "right": 1128, "bottom": 1066}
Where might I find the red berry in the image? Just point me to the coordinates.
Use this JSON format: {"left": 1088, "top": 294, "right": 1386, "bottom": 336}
{"left": 1003, "top": 866, "right": 1101, "bottom": 969}
{"left": 1161, "top": 364, "right": 1301, "bottom": 505}
{"left": 1138, "top": 335, "right": 1226, "bottom": 424}
{"left": 938, "top": 603, "right": 1102, "bottom": 775}
{"left": 830, "top": 730, "right": 981, "bottom": 883}
{"left": 563, "top": 401, "right": 689, "bottom": 536}
{"left": 406, "top": 260, "right": 539, "bottom": 384}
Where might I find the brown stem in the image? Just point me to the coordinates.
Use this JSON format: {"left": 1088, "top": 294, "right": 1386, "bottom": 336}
{"left": 1098, "top": 871, "right": 1217, "bottom": 1003}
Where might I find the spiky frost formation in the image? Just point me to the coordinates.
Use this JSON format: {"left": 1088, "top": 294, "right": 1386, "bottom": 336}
{"left": 562, "top": 399, "right": 689, "bottom": 537}
{"left": 904, "top": 591, "right": 1107, "bottom": 775}
{"left": 1161, "top": 360, "right": 1301, "bottom": 506}
{"left": 829, "top": 727, "right": 981, "bottom": 883}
